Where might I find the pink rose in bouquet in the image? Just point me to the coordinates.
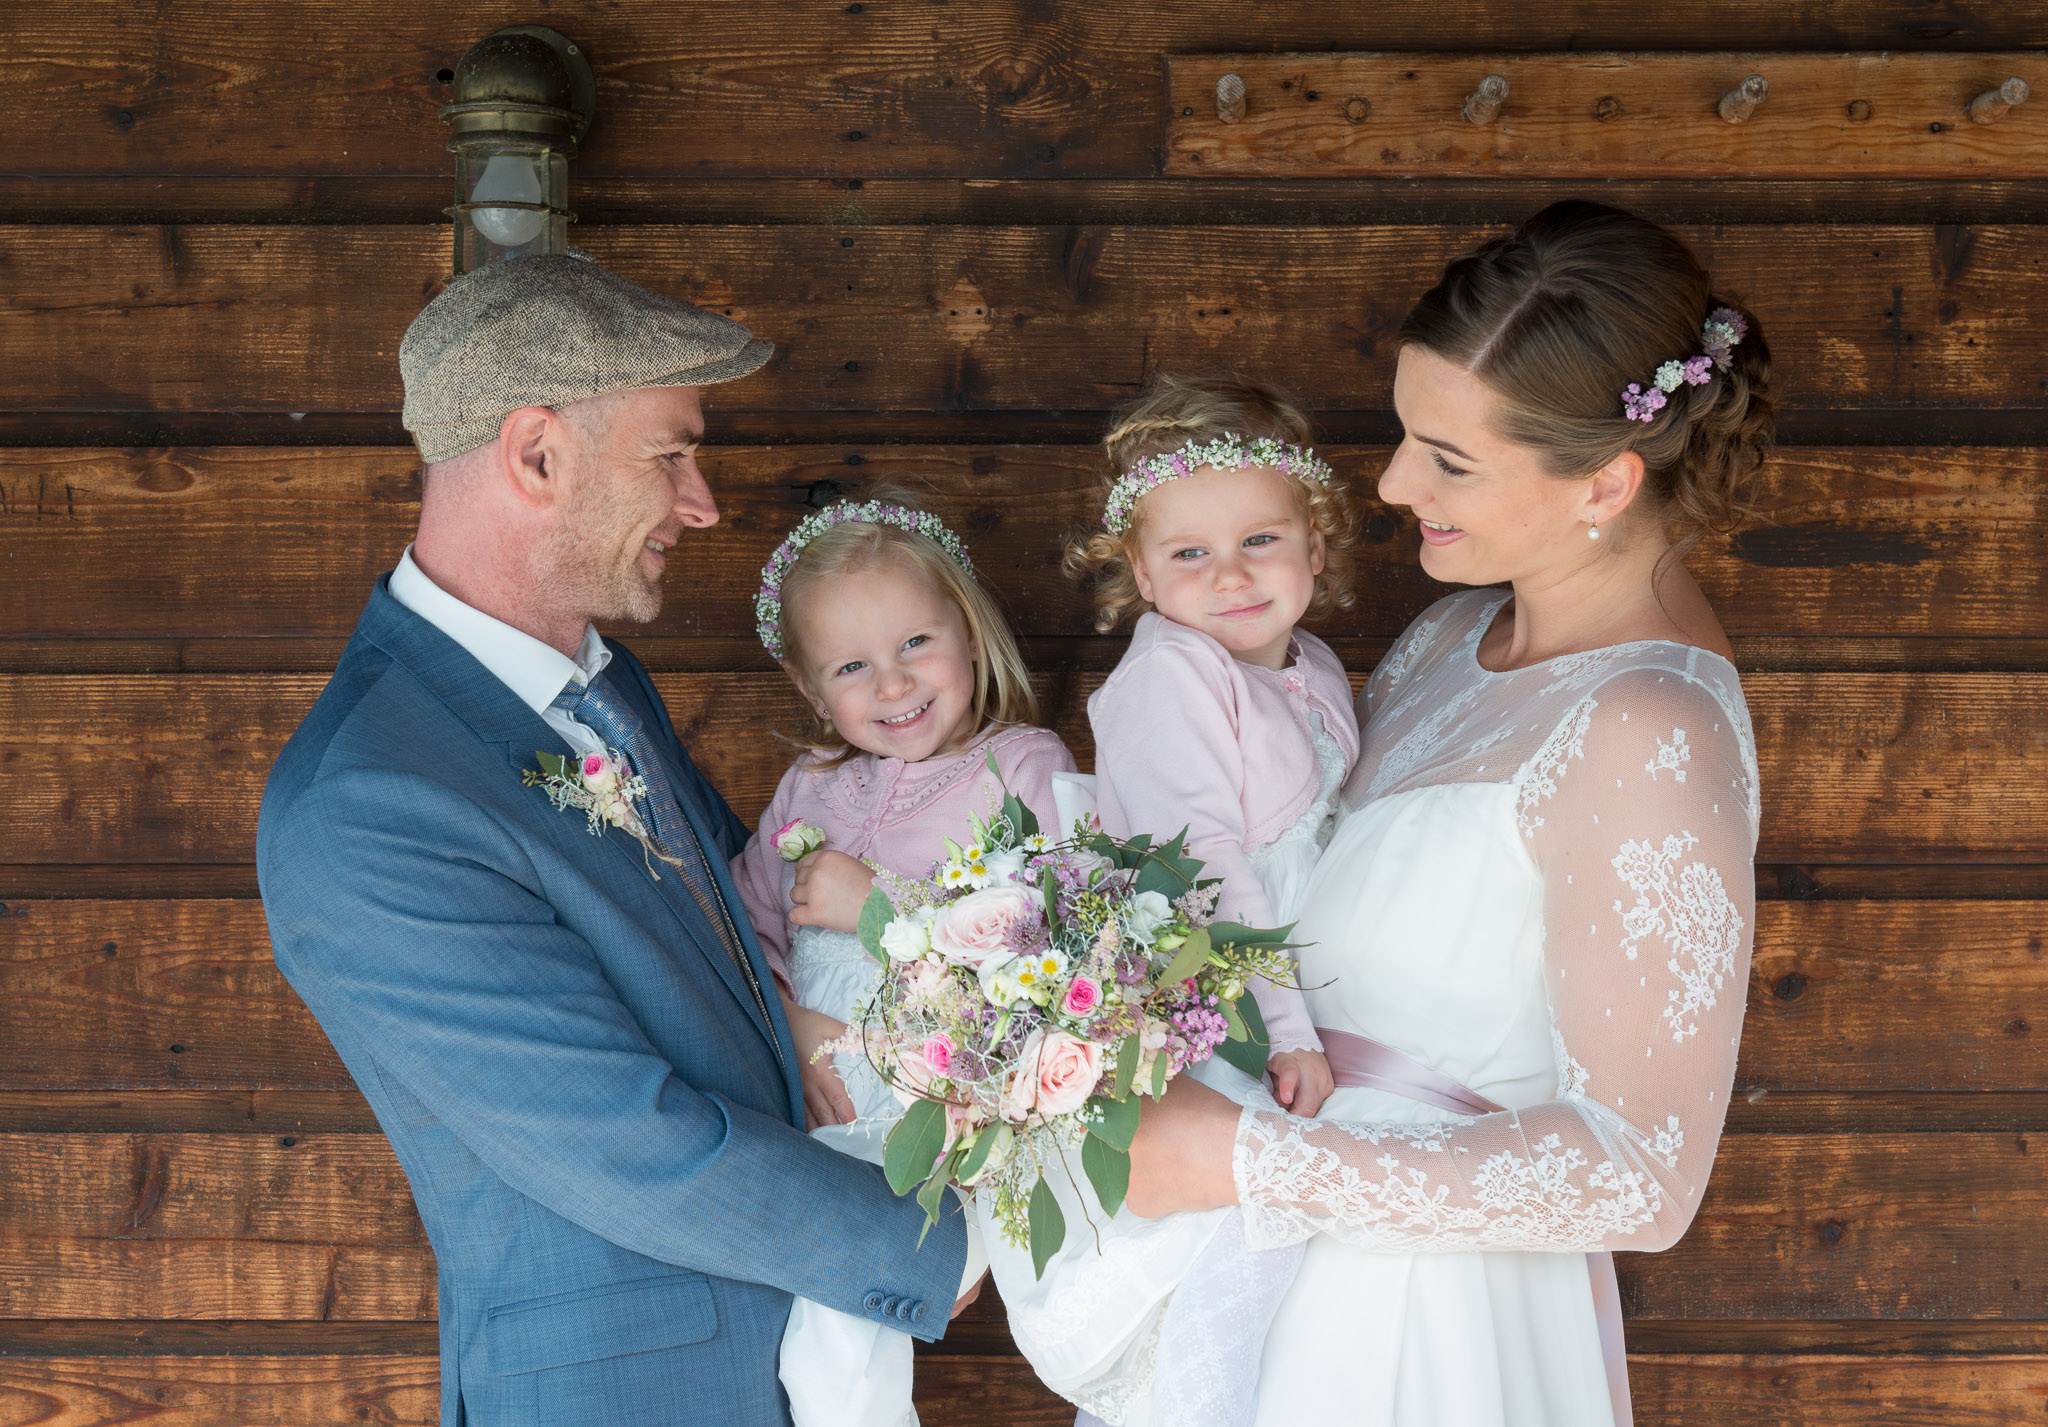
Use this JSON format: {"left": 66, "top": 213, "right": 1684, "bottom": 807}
{"left": 1000, "top": 1027, "right": 1104, "bottom": 1122}
{"left": 930, "top": 886, "right": 1039, "bottom": 969}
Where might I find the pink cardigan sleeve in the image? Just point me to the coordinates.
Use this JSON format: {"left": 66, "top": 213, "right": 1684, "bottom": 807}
{"left": 992, "top": 727, "right": 1079, "bottom": 834}
{"left": 730, "top": 769, "right": 801, "bottom": 992}
{"left": 1090, "top": 640, "right": 1321, "bottom": 1055}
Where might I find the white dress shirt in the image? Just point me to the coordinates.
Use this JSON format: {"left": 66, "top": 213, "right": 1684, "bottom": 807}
{"left": 389, "top": 546, "right": 611, "bottom": 755}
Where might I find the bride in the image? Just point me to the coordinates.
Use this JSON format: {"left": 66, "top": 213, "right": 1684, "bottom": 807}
{"left": 1123, "top": 201, "right": 1770, "bottom": 1426}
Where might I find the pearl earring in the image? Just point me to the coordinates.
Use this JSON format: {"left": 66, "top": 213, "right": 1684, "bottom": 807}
{"left": 1588, "top": 523, "right": 1601, "bottom": 541}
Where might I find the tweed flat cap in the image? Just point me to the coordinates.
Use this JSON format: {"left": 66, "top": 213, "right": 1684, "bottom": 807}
{"left": 400, "top": 252, "right": 773, "bottom": 463}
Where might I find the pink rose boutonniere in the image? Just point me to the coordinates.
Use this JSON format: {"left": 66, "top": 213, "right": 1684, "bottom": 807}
{"left": 774, "top": 819, "right": 827, "bottom": 862}
{"left": 522, "top": 748, "right": 682, "bottom": 880}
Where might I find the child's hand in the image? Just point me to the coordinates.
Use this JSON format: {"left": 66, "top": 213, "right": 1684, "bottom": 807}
{"left": 783, "top": 996, "right": 857, "bottom": 1130}
{"left": 787, "top": 849, "right": 878, "bottom": 933}
{"left": 1267, "top": 1047, "right": 1335, "bottom": 1117}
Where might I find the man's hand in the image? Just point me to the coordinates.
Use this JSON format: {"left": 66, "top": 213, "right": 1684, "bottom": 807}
{"left": 1267, "top": 1047, "right": 1335, "bottom": 1117}
{"left": 780, "top": 995, "right": 856, "bottom": 1130}
{"left": 1125, "top": 1074, "right": 1243, "bottom": 1218}
{"left": 787, "top": 849, "right": 877, "bottom": 933}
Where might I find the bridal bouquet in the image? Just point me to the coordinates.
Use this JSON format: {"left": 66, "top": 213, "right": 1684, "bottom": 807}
{"left": 829, "top": 763, "right": 1299, "bottom": 1276}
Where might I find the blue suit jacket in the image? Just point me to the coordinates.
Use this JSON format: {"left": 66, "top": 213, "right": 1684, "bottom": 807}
{"left": 257, "top": 581, "right": 966, "bottom": 1426}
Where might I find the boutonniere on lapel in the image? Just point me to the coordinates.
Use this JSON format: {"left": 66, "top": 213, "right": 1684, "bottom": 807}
{"left": 523, "top": 750, "right": 683, "bottom": 881}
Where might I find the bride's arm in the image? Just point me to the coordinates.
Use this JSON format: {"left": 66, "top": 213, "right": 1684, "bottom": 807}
{"left": 1133, "top": 670, "right": 1759, "bottom": 1255}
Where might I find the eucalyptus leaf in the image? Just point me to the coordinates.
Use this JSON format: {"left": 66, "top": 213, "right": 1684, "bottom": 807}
{"left": 1149, "top": 1049, "right": 1170, "bottom": 1097}
{"left": 955, "top": 1124, "right": 998, "bottom": 1185}
{"left": 1111, "top": 1032, "right": 1141, "bottom": 1100}
{"left": 856, "top": 885, "right": 897, "bottom": 964}
{"left": 1153, "top": 926, "right": 1213, "bottom": 993}
{"left": 883, "top": 1099, "right": 948, "bottom": 1195}
{"left": 1081, "top": 1136, "right": 1132, "bottom": 1218}
{"left": 1083, "top": 1091, "right": 1140, "bottom": 1151}
{"left": 1203, "top": 919, "right": 1298, "bottom": 949}
{"left": 536, "top": 750, "right": 568, "bottom": 778}
{"left": 1027, "top": 1174, "right": 1067, "bottom": 1280}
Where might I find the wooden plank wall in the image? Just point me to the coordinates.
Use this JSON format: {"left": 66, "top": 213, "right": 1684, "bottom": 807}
{"left": 3, "top": 3, "right": 2046, "bottom": 1422}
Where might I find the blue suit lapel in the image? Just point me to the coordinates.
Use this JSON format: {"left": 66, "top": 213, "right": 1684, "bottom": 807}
{"left": 355, "top": 579, "right": 785, "bottom": 1070}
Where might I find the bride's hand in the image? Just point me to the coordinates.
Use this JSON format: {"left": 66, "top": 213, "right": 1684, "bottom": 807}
{"left": 1125, "top": 1075, "right": 1244, "bottom": 1217}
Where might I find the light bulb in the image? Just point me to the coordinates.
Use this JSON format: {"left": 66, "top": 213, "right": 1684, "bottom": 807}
{"left": 469, "top": 154, "right": 546, "bottom": 248}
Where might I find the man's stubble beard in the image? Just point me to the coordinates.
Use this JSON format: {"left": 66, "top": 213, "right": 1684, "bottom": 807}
{"left": 536, "top": 458, "right": 666, "bottom": 627}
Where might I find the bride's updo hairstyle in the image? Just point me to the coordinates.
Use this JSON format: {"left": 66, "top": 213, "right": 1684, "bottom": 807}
{"left": 1399, "top": 200, "right": 1774, "bottom": 554}
{"left": 1065, "top": 372, "right": 1360, "bottom": 633}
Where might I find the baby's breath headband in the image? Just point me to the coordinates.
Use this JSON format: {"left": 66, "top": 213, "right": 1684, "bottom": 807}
{"left": 1620, "top": 307, "right": 1749, "bottom": 423}
{"left": 1102, "top": 433, "right": 1335, "bottom": 536}
{"left": 755, "top": 500, "right": 974, "bottom": 660}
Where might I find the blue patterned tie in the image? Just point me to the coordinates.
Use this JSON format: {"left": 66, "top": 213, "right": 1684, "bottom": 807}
{"left": 558, "top": 672, "right": 778, "bottom": 1051}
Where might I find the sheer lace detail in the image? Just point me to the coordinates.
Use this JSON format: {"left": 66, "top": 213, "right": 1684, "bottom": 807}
{"left": 1513, "top": 696, "right": 1597, "bottom": 837}
{"left": 1612, "top": 832, "right": 1743, "bottom": 1044}
{"left": 1238, "top": 591, "right": 1758, "bottom": 1257}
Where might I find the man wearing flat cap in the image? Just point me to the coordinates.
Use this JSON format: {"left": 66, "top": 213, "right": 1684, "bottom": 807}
{"left": 258, "top": 254, "right": 979, "bottom": 1426}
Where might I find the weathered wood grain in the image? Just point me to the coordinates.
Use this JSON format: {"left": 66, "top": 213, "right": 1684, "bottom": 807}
{"left": 6, "top": 671, "right": 2046, "bottom": 865}
{"left": 2, "top": 226, "right": 2044, "bottom": 416}
{"left": 3, "top": 445, "right": 2043, "bottom": 642}
{"left": 1, "top": 1348, "right": 2044, "bottom": 1427}
{"left": 4, "top": 3, "right": 2040, "bottom": 186}
{"left": 1, "top": 1131, "right": 2041, "bottom": 1321}
{"left": 1166, "top": 53, "right": 2048, "bottom": 179}
{"left": 5, "top": 900, "right": 2039, "bottom": 1093}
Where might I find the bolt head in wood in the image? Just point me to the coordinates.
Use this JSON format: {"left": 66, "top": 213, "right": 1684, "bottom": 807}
{"left": 1216, "top": 72, "right": 1247, "bottom": 124}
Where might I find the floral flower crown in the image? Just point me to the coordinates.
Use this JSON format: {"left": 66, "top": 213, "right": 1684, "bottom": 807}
{"left": 755, "top": 500, "right": 975, "bottom": 660}
{"left": 1620, "top": 307, "right": 1749, "bottom": 423}
{"left": 1102, "top": 433, "right": 1335, "bottom": 536}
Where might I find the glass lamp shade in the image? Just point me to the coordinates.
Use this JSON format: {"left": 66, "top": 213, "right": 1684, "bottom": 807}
{"left": 451, "top": 142, "right": 570, "bottom": 272}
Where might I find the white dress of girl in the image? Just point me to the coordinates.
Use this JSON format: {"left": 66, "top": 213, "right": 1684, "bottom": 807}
{"left": 1236, "top": 589, "right": 1760, "bottom": 1426}
{"left": 985, "top": 714, "right": 1349, "bottom": 1426}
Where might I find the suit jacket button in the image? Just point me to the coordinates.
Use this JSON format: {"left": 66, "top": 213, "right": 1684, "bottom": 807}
{"left": 863, "top": 1291, "right": 885, "bottom": 1312}
{"left": 907, "top": 1301, "right": 925, "bottom": 1323}
{"left": 881, "top": 1295, "right": 901, "bottom": 1316}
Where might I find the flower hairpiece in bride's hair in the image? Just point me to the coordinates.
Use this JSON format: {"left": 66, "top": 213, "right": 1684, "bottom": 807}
{"left": 1620, "top": 307, "right": 1749, "bottom": 423}
{"left": 755, "top": 500, "right": 974, "bottom": 660}
{"left": 1102, "top": 433, "right": 1334, "bottom": 536}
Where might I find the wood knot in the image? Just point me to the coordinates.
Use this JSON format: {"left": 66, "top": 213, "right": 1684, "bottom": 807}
{"left": 1773, "top": 973, "right": 1807, "bottom": 1001}
{"left": 2004, "top": 1017, "right": 2032, "bottom": 1037}
{"left": 1345, "top": 97, "right": 1370, "bottom": 125}
{"left": 1593, "top": 96, "right": 1623, "bottom": 123}
{"left": 1817, "top": 1219, "right": 1847, "bottom": 1246}
{"left": 1846, "top": 99, "right": 1874, "bottom": 123}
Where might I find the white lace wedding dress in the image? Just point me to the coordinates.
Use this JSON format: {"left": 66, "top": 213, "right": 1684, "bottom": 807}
{"left": 1236, "top": 589, "right": 1759, "bottom": 1426}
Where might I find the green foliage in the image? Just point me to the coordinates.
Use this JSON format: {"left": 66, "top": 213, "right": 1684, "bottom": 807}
{"left": 1027, "top": 1174, "right": 1067, "bottom": 1279}
{"left": 535, "top": 750, "right": 568, "bottom": 779}
{"left": 1081, "top": 1136, "right": 1132, "bottom": 1218}
{"left": 883, "top": 1099, "right": 948, "bottom": 1195}
{"left": 856, "top": 885, "right": 896, "bottom": 964}
{"left": 1153, "top": 926, "right": 1213, "bottom": 993}
{"left": 1084, "top": 1091, "right": 1141, "bottom": 1151}
{"left": 1214, "top": 988, "right": 1273, "bottom": 1079}
{"left": 1111, "top": 1032, "right": 1141, "bottom": 1100}
{"left": 1204, "top": 919, "right": 1298, "bottom": 949}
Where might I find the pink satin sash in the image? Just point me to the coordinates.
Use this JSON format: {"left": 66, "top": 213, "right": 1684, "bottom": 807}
{"left": 1317, "top": 1026, "right": 1634, "bottom": 1427}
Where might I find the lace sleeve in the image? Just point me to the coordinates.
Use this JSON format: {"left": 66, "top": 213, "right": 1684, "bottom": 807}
{"left": 1232, "top": 667, "right": 1759, "bottom": 1253}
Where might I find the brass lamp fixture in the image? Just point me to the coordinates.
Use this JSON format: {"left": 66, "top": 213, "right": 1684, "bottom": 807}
{"left": 439, "top": 26, "right": 595, "bottom": 274}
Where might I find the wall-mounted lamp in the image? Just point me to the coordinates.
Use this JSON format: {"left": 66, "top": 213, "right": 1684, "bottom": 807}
{"left": 439, "top": 26, "right": 595, "bottom": 274}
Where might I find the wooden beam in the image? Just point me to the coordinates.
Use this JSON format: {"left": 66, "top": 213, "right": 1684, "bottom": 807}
{"left": 2, "top": 445, "right": 2043, "bottom": 642}
{"left": 1, "top": 226, "right": 2044, "bottom": 416}
{"left": 4, "top": 900, "right": 2040, "bottom": 1094}
{"left": 4, "top": 4, "right": 2043, "bottom": 185}
{"left": 2, "top": 1131, "right": 2042, "bottom": 1321}
{"left": 1166, "top": 53, "right": 2048, "bottom": 178}
{"left": 5, "top": 671, "right": 2047, "bottom": 864}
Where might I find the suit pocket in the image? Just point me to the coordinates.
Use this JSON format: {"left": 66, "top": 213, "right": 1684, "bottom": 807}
{"left": 486, "top": 1274, "right": 719, "bottom": 1376}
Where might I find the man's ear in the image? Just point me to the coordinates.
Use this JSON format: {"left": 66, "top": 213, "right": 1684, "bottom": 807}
{"left": 1581, "top": 448, "right": 1646, "bottom": 527}
{"left": 493, "top": 406, "right": 568, "bottom": 511}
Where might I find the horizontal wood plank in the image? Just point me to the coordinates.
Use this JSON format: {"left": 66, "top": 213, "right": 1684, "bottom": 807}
{"left": 0, "top": 1346, "right": 2042, "bottom": 1426}
{"left": 4, "top": 900, "right": 2039, "bottom": 1093}
{"left": 7, "top": 671, "right": 2047, "bottom": 865}
{"left": 5, "top": 4, "right": 2042, "bottom": 186}
{"left": 1166, "top": 53, "right": 2048, "bottom": 179}
{"left": 3, "top": 445, "right": 2043, "bottom": 642}
{"left": 1, "top": 1349, "right": 2045, "bottom": 1427}
{"left": 3, "top": 225, "right": 2044, "bottom": 416}
{"left": 1, "top": 1131, "right": 2041, "bottom": 1321}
